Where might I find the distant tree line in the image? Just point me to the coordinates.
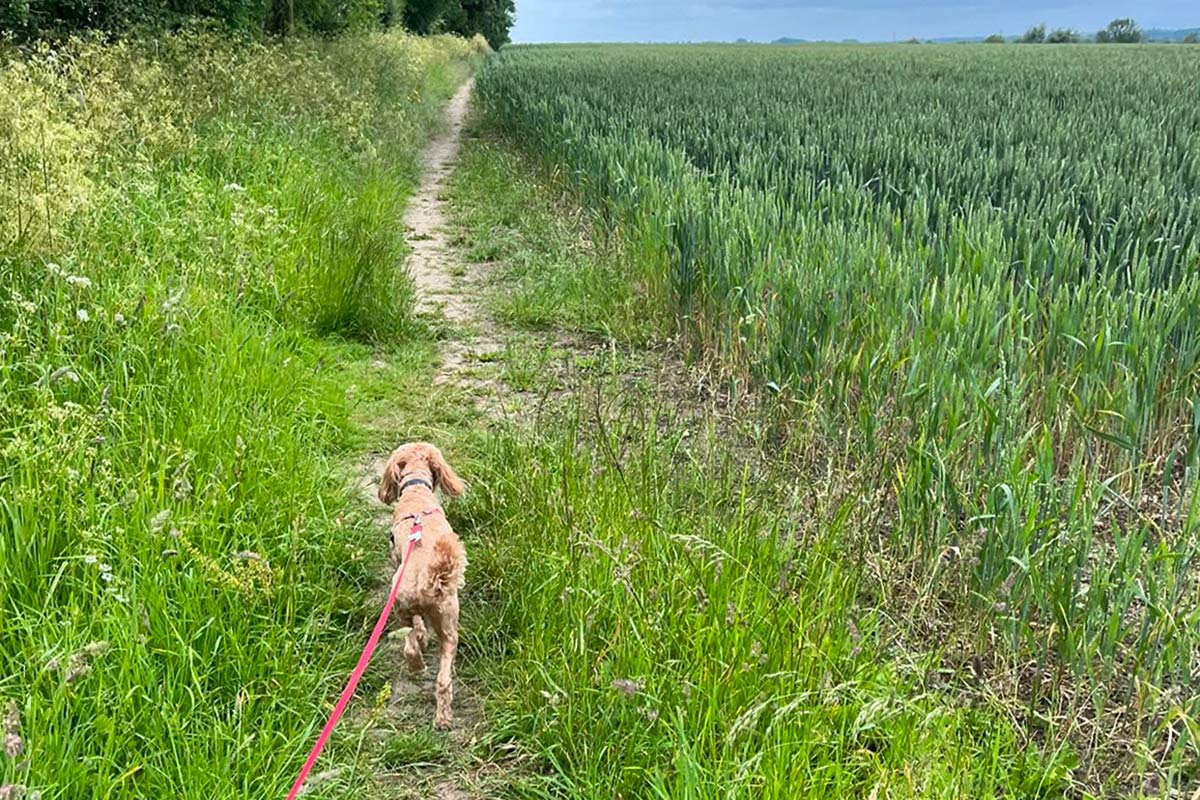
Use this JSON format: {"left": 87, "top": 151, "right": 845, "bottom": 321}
{"left": 0, "top": 0, "right": 513, "bottom": 45}
{"left": 988, "top": 17, "right": 1195, "bottom": 45}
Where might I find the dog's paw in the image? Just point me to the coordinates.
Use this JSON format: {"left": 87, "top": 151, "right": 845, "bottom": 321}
{"left": 434, "top": 714, "right": 453, "bottom": 731}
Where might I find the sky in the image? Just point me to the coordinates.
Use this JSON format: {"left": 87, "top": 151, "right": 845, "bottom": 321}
{"left": 510, "top": 0, "right": 1194, "bottom": 43}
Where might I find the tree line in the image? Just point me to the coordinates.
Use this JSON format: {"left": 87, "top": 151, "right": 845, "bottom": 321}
{"left": 987, "top": 18, "right": 1197, "bottom": 44}
{"left": 0, "top": 0, "right": 514, "bottom": 46}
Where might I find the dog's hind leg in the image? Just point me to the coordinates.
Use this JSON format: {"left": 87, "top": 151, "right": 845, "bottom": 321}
{"left": 404, "top": 615, "right": 426, "bottom": 674}
{"left": 430, "top": 597, "right": 459, "bottom": 730}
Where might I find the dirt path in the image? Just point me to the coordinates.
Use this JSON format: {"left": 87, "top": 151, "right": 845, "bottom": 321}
{"left": 364, "top": 78, "right": 512, "bottom": 800}
{"left": 403, "top": 78, "right": 502, "bottom": 392}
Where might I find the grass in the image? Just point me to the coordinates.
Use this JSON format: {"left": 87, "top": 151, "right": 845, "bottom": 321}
{"left": 465, "top": 44, "right": 1200, "bottom": 795}
{"left": 0, "top": 28, "right": 481, "bottom": 798}
{"left": 447, "top": 133, "right": 660, "bottom": 341}
{"left": 445, "top": 132, "right": 1082, "bottom": 798}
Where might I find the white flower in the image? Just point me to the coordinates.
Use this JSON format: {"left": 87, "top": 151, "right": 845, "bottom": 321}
{"left": 75, "top": 308, "right": 90, "bottom": 322}
{"left": 223, "top": 182, "right": 245, "bottom": 193}
{"left": 66, "top": 275, "right": 92, "bottom": 289}
{"left": 83, "top": 555, "right": 98, "bottom": 565}
{"left": 98, "top": 563, "right": 112, "bottom": 573}
{"left": 113, "top": 313, "right": 126, "bottom": 325}
{"left": 150, "top": 509, "right": 170, "bottom": 533}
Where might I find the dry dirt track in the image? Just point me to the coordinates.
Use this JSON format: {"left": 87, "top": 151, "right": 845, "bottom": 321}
{"left": 369, "top": 78, "right": 502, "bottom": 800}
{"left": 403, "top": 78, "right": 503, "bottom": 391}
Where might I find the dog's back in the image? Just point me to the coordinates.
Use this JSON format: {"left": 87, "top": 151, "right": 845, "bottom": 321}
{"left": 424, "top": 536, "right": 466, "bottom": 597}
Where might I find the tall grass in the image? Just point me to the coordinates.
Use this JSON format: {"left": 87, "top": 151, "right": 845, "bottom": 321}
{"left": 462, "top": 381, "right": 1077, "bottom": 798}
{"left": 472, "top": 44, "right": 1200, "bottom": 790}
{"left": 0, "top": 28, "right": 476, "bottom": 797}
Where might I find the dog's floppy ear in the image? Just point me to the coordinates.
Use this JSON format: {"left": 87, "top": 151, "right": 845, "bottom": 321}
{"left": 377, "top": 449, "right": 407, "bottom": 505}
{"left": 427, "top": 445, "right": 465, "bottom": 497}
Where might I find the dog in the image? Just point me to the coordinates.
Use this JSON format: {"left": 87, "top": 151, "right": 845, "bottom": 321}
{"left": 377, "top": 442, "right": 466, "bottom": 729}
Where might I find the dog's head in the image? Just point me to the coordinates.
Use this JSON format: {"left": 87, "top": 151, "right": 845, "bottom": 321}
{"left": 377, "top": 442, "right": 465, "bottom": 504}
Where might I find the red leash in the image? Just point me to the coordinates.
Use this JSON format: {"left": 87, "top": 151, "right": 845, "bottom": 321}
{"left": 284, "top": 524, "right": 424, "bottom": 799}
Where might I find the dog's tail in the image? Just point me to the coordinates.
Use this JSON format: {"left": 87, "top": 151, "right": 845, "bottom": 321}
{"left": 423, "top": 537, "right": 465, "bottom": 597}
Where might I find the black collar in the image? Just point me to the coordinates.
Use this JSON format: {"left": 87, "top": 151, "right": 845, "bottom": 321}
{"left": 399, "top": 476, "right": 433, "bottom": 494}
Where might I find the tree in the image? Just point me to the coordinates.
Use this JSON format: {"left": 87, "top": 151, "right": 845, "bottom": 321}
{"left": 1184, "top": 32, "right": 1199, "bottom": 44}
{"left": 1096, "top": 18, "right": 1142, "bottom": 43}
{"left": 1021, "top": 24, "right": 1046, "bottom": 43}
{"left": 983, "top": 33, "right": 1005, "bottom": 43}
{"left": 1047, "top": 27, "right": 1080, "bottom": 43}
{"left": 445, "top": 0, "right": 513, "bottom": 47}
{"left": 2, "top": 0, "right": 514, "bottom": 42}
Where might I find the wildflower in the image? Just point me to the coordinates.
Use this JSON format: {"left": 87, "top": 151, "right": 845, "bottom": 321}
{"left": 232, "top": 551, "right": 261, "bottom": 561}
{"left": 65, "top": 275, "right": 92, "bottom": 289}
{"left": 83, "top": 555, "right": 98, "bottom": 565}
{"left": 41, "top": 366, "right": 80, "bottom": 386}
{"left": 162, "top": 549, "right": 179, "bottom": 558}
{"left": 75, "top": 308, "right": 90, "bottom": 322}
{"left": 611, "top": 678, "right": 641, "bottom": 698}
{"left": 149, "top": 510, "right": 170, "bottom": 533}
{"left": 64, "top": 664, "right": 90, "bottom": 683}
{"left": 223, "top": 182, "right": 245, "bottom": 192}
{"left": 641, "top": 706, "right": 659, "bottom": 722}
{"left": 2, "top": 702, "right": 21, "bottom": 761}
{"left": 172, "top": 477, "right": 193, "bottom": 500}
{"left": 19, "top": 302, "right": 36, "bottom": 314}
{"left": 0, "top": 783, "right": 26, "bottom": 799}
{"left": 98, "top": 563, "right": 112, "bottom": 574}
{"left": 82, "top": 641, "right": 109, "bottom": 658}
{"left": 726, "top": 602, "right": 737, "bottom": 626}
{"left": 113, "top": 313, "right": 125, "bottom": 325}
{"left": 161, "top": 288, "right": 184, "bottom": 312}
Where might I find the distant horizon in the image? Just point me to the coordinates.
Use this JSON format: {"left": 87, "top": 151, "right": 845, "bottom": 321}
{"left": 510, "top": 1, "right": 1195, "bottom": 45}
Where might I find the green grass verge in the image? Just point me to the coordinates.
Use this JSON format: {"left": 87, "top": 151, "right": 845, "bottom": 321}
{"left": 0, "top": 30, "right": 478, "bottom": 798}
{"left": 447, "top": 133, "right": 661, "bottom": 342}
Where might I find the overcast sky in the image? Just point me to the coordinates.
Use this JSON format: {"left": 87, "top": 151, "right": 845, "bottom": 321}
{"left": 510, "top": 1, "right": 1194, "bottom": 43}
